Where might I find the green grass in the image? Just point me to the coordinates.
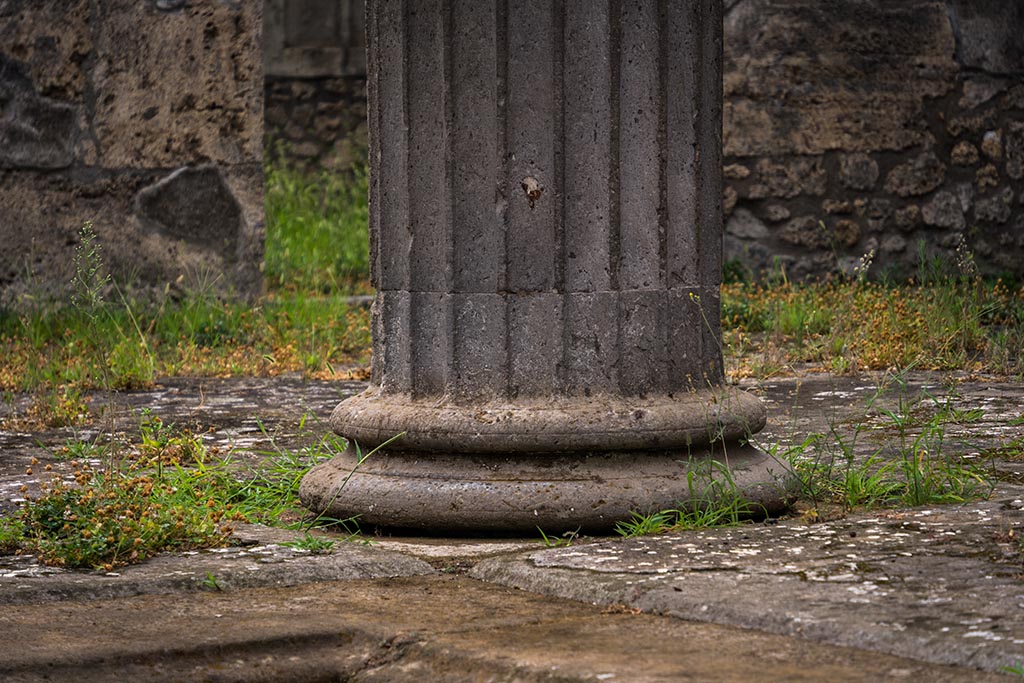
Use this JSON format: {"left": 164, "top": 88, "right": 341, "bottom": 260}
{"left": 0, "top": 291, "right": 371, "bottom": 396}
{"left": 264, "top": 162, "right": 371, "bottom": 293}
{"left": 1, "top": 411, "right": 345, "bottom": 570}
{"left": 765, "top": 381, "right": 996, "bottom": 522}
{"left": 609, "top": 379, "right": 1000, "bottom": 539}
{"left": 614, "top": 464, "right": 757, "bottom": 539}
{"left": 722, "top": 269, "right": 1024, "bottom": 378}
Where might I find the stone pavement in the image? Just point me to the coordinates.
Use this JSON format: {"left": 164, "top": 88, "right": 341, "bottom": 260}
{"left": 1, "top": 372, "right": 1023, "bottom": 681}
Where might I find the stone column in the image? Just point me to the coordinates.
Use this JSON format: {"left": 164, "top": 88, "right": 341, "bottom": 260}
{"left": 300, "top": 0, "right": 791, "bottom": 532}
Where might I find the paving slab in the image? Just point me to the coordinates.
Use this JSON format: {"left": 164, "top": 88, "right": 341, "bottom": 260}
{"left": 0, "top": 523, "right": 432, "bottom": 605}
{"left": 472, "top": 490, "right": 1024, "bottom": 673}
{"left": 0, "top": 576, "right": 1011, "bottom": 683}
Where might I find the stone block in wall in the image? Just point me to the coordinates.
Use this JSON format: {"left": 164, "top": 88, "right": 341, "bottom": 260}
{"left": 0, "top": 0, "right": 92, "bottom": 100}
{"left": 263, "top": 0, "right": 365, "bottom": 78}
{"left": 135, "top": 166, "right": 242, "bottom": 249}
{"left": 747, "top": 158, "right": 826, "bottom": 199}
{"left": 893, "top": 205, "right": 921, "bottom": 232}
{"left": 1007, "top": 122, "right": 1024, "bottom": 180}
{"left": 975, "top": 187, "right": 1014, "bottom": 224}
{"left": 0, "top": 56, "right": 77, "bottom": 169}
{"left": 884, "top": 152, "right": 947, "bottom": 197}
{"left": 922, "top": 191, "right": 966, "bottom": 230}
{"left": 951, "top": 141, "right": 980, "bottom": 166}
{"left": 976, "top": 164, "right": 1001, "bottom": 190}
{"left": 726, "top": 209, "right": 768, "bottom": 241}
{"left": 948, "top": 0, "right": 1024, "bottom": 75}
{"left": 960, "top": 77, "right": 1009, "bottom": 109}
{"left": 838, "top": 153, "right": 879, "bottom": 191}
{"left": 981, "top": 130, "right": 1003, "bottom": 160}
{"left": 779, "top": 216, "right": 827, "bottom": 249}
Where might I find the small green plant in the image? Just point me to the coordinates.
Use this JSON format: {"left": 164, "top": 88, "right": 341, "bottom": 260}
{"left": 769, "top": 381, "right": 995, "bottom": 521}
{"left": 0, "top": 518, "right": 24, "bottom": 553}
{"left": 69, "top": 222, "right": 156, "bottom": 391}
{"left": 0, "top": 409, "right": 369, "bottom": 570}
{"left": 10, "top": 455, "right": 237, "bottom": 570}
{"left": 17, "top": 385, "right": 91, "bottom": 429}
{"left": 615, "top": 510, "right": 675, "bottom": 537}
{"left": 538, "top": 527, "right": 580, "bottom": 548}
{"left": 1002, "top": 662, "right": 1024, "bottom": 676}
{"left": 281, "top": 533, "right": 336, "bottom": 554}
{"left": 199, "top": 572, "right": 223, "bottom": 591}
{"left": 136, "top": 409, "right": 206, "bottom": 465}
{"left": 615, "top": 465, "right": 755, "bottom": 538}
{"left": 52, "top": 434, "right": 111, "bottom": 461}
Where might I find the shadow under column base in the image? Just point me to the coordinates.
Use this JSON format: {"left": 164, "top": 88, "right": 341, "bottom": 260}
{"left": 298, "top": 444, "right": 796, "bottom": 534}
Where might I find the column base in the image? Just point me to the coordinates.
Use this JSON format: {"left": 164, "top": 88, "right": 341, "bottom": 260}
{"left": 298, "top": 443, "right": 795, "bottom": 534}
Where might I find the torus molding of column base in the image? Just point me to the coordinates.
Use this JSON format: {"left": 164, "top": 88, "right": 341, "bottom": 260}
{"left": 329, "top": 386, "right": 766, "bottom": 453}
{"left": 299, "top": 443, "right": 795, "bottom": 534}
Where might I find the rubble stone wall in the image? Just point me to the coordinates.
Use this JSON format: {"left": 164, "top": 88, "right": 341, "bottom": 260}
{"left": 0, "top": 0, "right": 264, "bottom": 303}
{"left": 723, "top": 0, "right": 1024, "bottom": 281}
{"left": 265, "top": 0, "right": 1024, "bottom": 281}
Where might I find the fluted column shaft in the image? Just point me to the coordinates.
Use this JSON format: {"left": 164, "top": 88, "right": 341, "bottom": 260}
{"left": 299, "top": 0, "right": 790, "bottom": 532}
{"left": 370, "top": 0, "right": 724, "bottom": 404}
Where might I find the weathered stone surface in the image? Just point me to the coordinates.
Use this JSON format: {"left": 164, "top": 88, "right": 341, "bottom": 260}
{"left": 723, "top": 163, "right": 751, "bottom": 180}
{"left": 922, "top": 191, "right": 966, "bottom": 230}
{"left": 976, "top": 163, "right": 1001, "bottom": 189}
{"left": 779, "top": 216, "right": 826, "bottom": 249}
{"left": 91, "top": 0, "right": 261, "bottom": 168}
{"left": 748, "top": 158, "right": 826, "bottom": 199}
{"left": 955, "top": 182, "right": 975, "bottom": 213}
{"left": 0, "top": 55, "right": 77, "bottom": 169}
{"left": 959, "top": 77, "right": 1008, "bottom": 109}
{"left": 974, "top": 187, "right": 1014, "bottom": 224}
{"left": 724, "top": 0, "right": 956, "bottom": 156}
{"left": 726, "top": 209, "right": 769, "bottom": 240}
{"left": 264, "top": 0, "right": 365, "bottom": 79}
{"left": 894, "top": 205, "right": 921, "bottom": 231}
{"left": 821, "top": 199, "right": 853, "bottom": 215}
{"left": 0, "top": 0, "right": 92, "bottom": 100}
{"left": 474, "top": 499, "right": 1024, "bottom": 675}
{"left": 884, "top": 152, "right": 947, "bottom": 197}
{"left": 838, "top": 153, "right": 879, "bottom": 190}
{"left": 2, "top": 574, "right": 1000, "bottom": 683}
{"left": 0, "top": 1, "right": 264, "bottom": 301}
{"left": 135, "top": 165, "right": 242, "bottom": 249}
{"left": 948, "top": 0, "right": 1024, "bottom": 74}
{"left": 880, "top": 235, "right": 907, "bottom": 253}
{"left": 1007, "top": 122, "right": 1024, "bottom": 179}
{"left": 950, "top": 140, "right": 979, "bottom": 166}
{"left": 947, "top": 111, "right": 997, "bottom": 137}
{"left": 1010, "top": 84, "right": 1024, "bottom": 109}
{"left": 864, "top": 199, "right": 892, "bottom": 220}
{"left": 723, "top": 185, "right": 738, "bottom": 216}
{"left": 833, "top": 219, "right": 861, "bottom": 248}
{"left": 763, "top": 204, "right": 790, "bottom": 223}
{"left": 981, "top": 130, "right": 1003, "bottom": 160}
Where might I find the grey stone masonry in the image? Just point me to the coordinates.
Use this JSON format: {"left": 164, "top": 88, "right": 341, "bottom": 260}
{"left": 300, "top": 0, "right": 792, "bottom": 532}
